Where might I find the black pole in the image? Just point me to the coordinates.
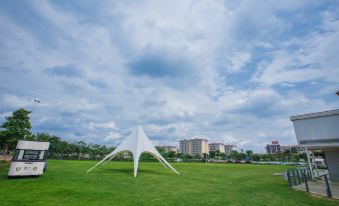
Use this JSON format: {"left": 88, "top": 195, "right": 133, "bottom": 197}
{"left": 297, "top": 170, "right": 301, "bottom": 184}
{"left": 307, "top": 167, "right": 311, "bottom": 179}
{"left": 324, "top": 175, "right": 332, "bottom": 198}
{"left": 302, "top": 170, "right": 305, "bottom": 183}
{"left": 303, "top": 173, "right": 309, "bottom": 192}
{"left": 287, "top": 171, "right": 292, "bottom": 187}
{"left": 293, "top": 170, "right": 297, "bottom": 186}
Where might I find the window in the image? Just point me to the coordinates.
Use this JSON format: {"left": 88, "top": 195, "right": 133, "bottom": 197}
{"left": 15, "top": 150, "right": 46, "bottom": 161}
{"left": 23, "top": 150, "right": 40, "bottom": 160}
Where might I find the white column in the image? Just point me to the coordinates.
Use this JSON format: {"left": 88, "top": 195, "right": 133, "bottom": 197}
{"left": 305, "top": 148, "right": 314, "bottom": 179}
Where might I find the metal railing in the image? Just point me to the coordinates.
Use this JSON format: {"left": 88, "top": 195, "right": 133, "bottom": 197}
{"left": 287, "top": 167, "right": 312, "bottom": 187}
{"left": 287, "top": 168, "right": 334, "bottom": 198}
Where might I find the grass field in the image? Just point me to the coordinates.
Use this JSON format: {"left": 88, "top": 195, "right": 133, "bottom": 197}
{"left": 0, "top": 160, "right": 338, "bottom": 206}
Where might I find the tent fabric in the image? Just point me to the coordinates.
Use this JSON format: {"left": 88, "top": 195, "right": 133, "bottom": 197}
{"left": 87, "top": 125, "right": 179, "bottom": 177}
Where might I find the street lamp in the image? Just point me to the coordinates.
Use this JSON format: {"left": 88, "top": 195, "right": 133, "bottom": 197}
{"left": 24, "top": 99, "right": 40, "bottom": 140}
{"left": 31, "top": 99, "right": 41, "bottom": 119}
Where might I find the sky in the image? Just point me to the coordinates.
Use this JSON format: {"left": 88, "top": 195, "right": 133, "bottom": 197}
{"left": 0, "top": 0, "right": 338, "bottom": 152}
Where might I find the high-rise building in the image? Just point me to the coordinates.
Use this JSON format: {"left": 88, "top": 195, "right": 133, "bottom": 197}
{"left": 224, "top": 145, "right": 236, "bottom": 154}
{"left": 179, "top": 138, "right": 209, "bottom": 157}
{"left": 179, "top": 139, "right": 191, "bottom": 155}
{"left": 209, "top": 143, "right": 225, "bottom": 153}
{"left": 265, "top": 141, "right": 281, "bottom": 154}
{"left": 191, "top": 138, "right": 209, "bottom": 157}
{"left": 161, "top": 146, "right": 177, "bottom": 153}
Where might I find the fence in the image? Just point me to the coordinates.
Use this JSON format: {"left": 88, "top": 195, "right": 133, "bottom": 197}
{"left": 287, "top": 167, "right": 312, "bottom": 187}
{"left": 287, "top": 168, "right": 336, "bottom": 198}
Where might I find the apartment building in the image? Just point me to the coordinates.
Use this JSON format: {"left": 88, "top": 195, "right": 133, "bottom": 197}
{"left": 179, "top": 138, "right": 209, "bottom": 157}
{"left": 265, "top": 141, "right": 281, "bottom": 154}
{"left": 179, "top": 139, "right": 191, "bottom": 155}
{"left": 224, "top": 144, "right": 236, "bottom": 154}
{"left": 209, "top": 143, "right": 225, "bottom": 153}
{"left": 161, "top": 146, "right": 178, "bottom": 153}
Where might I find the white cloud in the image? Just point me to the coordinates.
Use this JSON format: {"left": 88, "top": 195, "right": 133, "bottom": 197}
{"left": 3, "top": 95, "right": 33, "bottom": 108}
{"left": 104, "top": 131, "right": 122, "bottom": 142}
{"left": 228, "top": 52, "right": 251, "bottom": 72}
{"left": 88, "top": 120, "right": 118, "bottom": 130}
{"left": 0, "top": 1, "right": 338, "bottom": 152}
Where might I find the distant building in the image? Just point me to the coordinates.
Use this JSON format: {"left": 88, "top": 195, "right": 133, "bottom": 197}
{"left": 209, "top": 143, "right": 225, "bottom": 153}
{"left": 161, "top": 146, "right": 177, "bottom": 153}
{"left": 179, "top": 139, "right": 191, "bottom": 154}
{"left": 224, "top": 144, "right": 236, "bottom": 154}
{"left": 179, "top": 138, "right": 209, "bottom": 157}
{"left": 281, "top": 145, "right": 304, "bottom": 153}
{"left": 265, "top": 141, "right": 281, "bottom": 154}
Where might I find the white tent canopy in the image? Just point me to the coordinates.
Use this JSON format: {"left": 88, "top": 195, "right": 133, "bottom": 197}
{"left": 87, "top": 125, "right": 179, "bottom": 177}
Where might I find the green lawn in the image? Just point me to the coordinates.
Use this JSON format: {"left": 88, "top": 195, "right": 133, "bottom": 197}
{"left": 0, "top": 160, "right": 337, "bottom": 206}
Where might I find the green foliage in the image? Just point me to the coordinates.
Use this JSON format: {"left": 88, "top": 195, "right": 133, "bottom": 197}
{"left": 0, "top": 108, "right": 115, "bottom": 158}
{"left": 0, "top": 108, "right": 33, "bottom": 153}
{"left": 167, "top": 151, "right": 176, "bottom": 158}
{"left": 35, "top": 132, "right": 116, "bottom": 160}
{"left": 155, "top": 146, "right": 165, "bottom": 154}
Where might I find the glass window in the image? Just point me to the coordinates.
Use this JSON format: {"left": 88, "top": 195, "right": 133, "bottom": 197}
{"left": 22, "top": 150, "right": 40, "bottom": 160}
{"left": 39, "top": 151, "right": 45, "bottom": 160}
{"left": 17, "top": 150, "right": 25, "bottom": 160}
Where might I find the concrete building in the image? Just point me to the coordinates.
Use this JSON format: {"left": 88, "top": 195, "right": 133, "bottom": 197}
{"left": 209, "top": 143, "right": 225, "bottom": 153}
{"left": 179, "top": 139, "right": 191, "bottom": 155}
{"left": 224, "top": 145, "right": 236, "bottom": 154}
{"left": 291, "top": 109, "right": 339, "bottom": 181}
{"left": 265, "top": 141, "right": 281, "bottom": 154}
{"left": 179, "top": 138, "right": 209, "bottom": 157}
{"left": 161, "top": 146, "right": 177, "bottom": 153}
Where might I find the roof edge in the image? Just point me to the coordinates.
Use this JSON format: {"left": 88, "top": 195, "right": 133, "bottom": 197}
{"left": 290, "top": 109, "right": 339, "bottom": 121}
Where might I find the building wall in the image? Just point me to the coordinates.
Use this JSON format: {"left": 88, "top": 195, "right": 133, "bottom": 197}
{"left": 179, "top": 140, "right": 191, "bottom": 154}
{"left": 180, "top": 139, "right": 208, "bottom": 157}
{"left": 209, "top": 144, "right": 225, "bottom": 153}
{"left": 325, "top": 150, "right": 339, "bottom": 181}
{"left": 162, "top": 146, "right": 177, "bottom": 153}
{"left": 265, "top": 141, "right": 281, "bottom": 154}
{"left": 224, "top": 145, "right": 235, "bottom": 154}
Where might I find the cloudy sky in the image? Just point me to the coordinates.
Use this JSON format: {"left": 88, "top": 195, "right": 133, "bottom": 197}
{"left": 0, "top": 0, "right": 338, "bottom": 152}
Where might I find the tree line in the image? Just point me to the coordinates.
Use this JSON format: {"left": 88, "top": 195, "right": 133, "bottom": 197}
{"left": 0, "top": 108, "right": 115, "bottom": 159}
{"left": 1, "top": 108, "right": 307, "bottom": 162}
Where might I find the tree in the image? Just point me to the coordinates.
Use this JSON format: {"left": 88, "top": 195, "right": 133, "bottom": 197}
{"left": 209, "top": 150, "right": 216, "bottom": 159}
{"left": 0, "top": 108, "right": 33, "bottom": 154}
{"left": 220, "top": 152, "right": 227, "bottom": 160}
{"left": 252, "top": 154, "right": 260, "bottom": 161}
{"left": 167, "top": 151, "right": 176, "bottom": 158}
{"left": 36, "top": 132, "right": 52, "bottom": 142}
{"left": 74, "top": 141, "right": 87, "bottom": 160}
{"left": 245, "top": 150, "right": 253, "bottom": 160}
{"left": 230, "top": 150, "right": 238, "bottom": 160}
{"left": 215, "top": 150, "right": 221, "bottom": 159}
{"left": 238, "top": 152, "right": 246, "bottom": 160}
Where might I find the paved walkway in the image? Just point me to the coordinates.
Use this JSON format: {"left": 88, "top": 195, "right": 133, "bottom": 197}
{"left": 294, "top": 180, "right": 339, "bottom": 199}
